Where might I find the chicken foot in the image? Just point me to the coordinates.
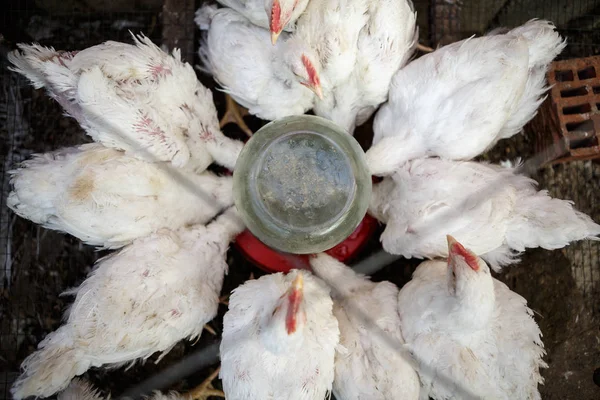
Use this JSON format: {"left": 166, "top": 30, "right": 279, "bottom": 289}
{"left": 203, "top": 324, "right": 217, "bottom": 336}
{"left": 220, "top": 94, "right": 253, "bottom": 137}
{"left": 416, "top": 43, "right": 434, "bottom": 53}
{"left": 215, "top": 272, "right": 254, "bottom": 308}
{"left": 185, "top": 366, "right": 225, "bottom": 399}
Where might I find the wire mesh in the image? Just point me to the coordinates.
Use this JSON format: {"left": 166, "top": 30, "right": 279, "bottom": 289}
{"left": 0, "top": 2, "right": 165, "bottom": 398}
{"left": 429, "top": 0, "right": 600, "bottom": 60}
{"left": 427, "top": 1, "right": 600, "bottom": 312}
{"left": 1, "top": 0, "right": 600, "bottom": 399}
{"left": 492, "top": 2, "right": 600, "bottom": 313}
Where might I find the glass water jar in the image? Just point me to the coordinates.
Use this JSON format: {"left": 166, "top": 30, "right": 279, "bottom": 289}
{"left": 233, "top": 115, "right": 371, "bottom": 254}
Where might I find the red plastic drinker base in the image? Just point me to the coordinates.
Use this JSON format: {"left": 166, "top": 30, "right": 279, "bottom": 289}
{"left": 234, "top": 214, "right": 379, "bottom": 273}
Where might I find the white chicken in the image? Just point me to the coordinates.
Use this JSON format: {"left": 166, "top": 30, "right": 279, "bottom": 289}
{"left": 310, "top": 254, "right": 420, "bottom": 400}
{"left": 307, "top": 0, "right": 418, "bottom": 133}
{"left": 369, "top": 157, "right": 600, "bottom": 270}
{"left": 398, "top": 236, "right": 547, "bottom": 399}
{"left": 199, "top": 0, "right": 416, "bottom": 133}
{"left": 220, "top": 270, "right": 339, "bottom": 400}
{"left": 283, "top": 0, "right": 369, "bottom": 92}
{"left": 215, "top": 0, "right": 310, "bottom": 43}
{"left": 8, "top": 33, "right": 243, "bottom": 172}
{"left": 197, "top": 6, "right": 317, "bottom": 121}
{"left": 201, "top": 0, "right": 365, "bottom": 111}
{"left": 11, "top": 208, "right": 245, "bottom": 400}
{"left": 8, "top": 144, "right": 233, "bottom": 249}
{"left": 366, "top": 19, "right": 566, "bottom": 175}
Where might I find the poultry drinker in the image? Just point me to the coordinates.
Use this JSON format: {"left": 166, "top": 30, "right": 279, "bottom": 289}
{"left": 233, "top": 115, "right": 372, "bottom": 254}
{"left": 5, "top": 3, "right": 600, "bottom": 399}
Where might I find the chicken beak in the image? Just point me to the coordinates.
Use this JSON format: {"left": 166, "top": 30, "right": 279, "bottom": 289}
{"left": 301, "top": 82, "right": 323, "bottom": 99}
{"left": 446, "top": 235, "right": 458, "bottom": 252}
{"left": 271, "top": 30, "right": 282, "bottom": 45}
{"left": 285, "top": 273, "right": 304, "bottom": 335}
{"left": 299, "top": 81, "right": 322, "bottom": 99}
{"left": 447, "top": 235, "right": 480, "bottom": 271}
{"left": 312, "top": 83, "right": 323, "bottom": 100}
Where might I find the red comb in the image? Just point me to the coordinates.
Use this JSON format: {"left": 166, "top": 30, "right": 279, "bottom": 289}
{"left": 448, "top": 236, "right": 479, "bottom": 271}
{"left": 285, "top": 284, "right": 303, "bottom": 334}
{"left": 270, "top": 0, "right": 283, "bottom": 34}
{"left": 302, "top": 54, "right": 321, "bottom": 88}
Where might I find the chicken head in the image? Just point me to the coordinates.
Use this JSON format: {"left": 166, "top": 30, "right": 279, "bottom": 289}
{"left": 279, "top": 39, "right": 323, "bottom": 99}
{"left": 446, "top": 235, "right": 495, "bottom": 327}
{"left": 267, "top": 0, "right": 307, "bottom": 44}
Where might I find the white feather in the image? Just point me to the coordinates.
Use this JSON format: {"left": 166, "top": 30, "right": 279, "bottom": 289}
{"left": 220, "top": 269, "right": 339, "bottom": 400}
{"left": 367, "top": 19, "right": 565, "bottom": 175}
{"left": 312, "top": 0, "right": 418, "bottom": 133}
{"left": 57, "top": 379, "right": 105, "bottom": 400}
{"left": 12, "top": 209, "right": 245, "bottom": 399}
{"left": 370, "top": 158, "right": 600, "bottom": 270}
{"left": 198, "top": 7, "right": 315, "bottom": 121}
{"left": 8, "top": 144, "right": 233, "bottom": 249}
{"left": 213, "top": 0, "right": 310, "bottom": 33}
{"left": 398, "top": 246, "right": 546, "bottom": 400}
{"left": 310, "top": 254, "right": 420, "bottom": 400}
{"left": 289, "top": 0, "right": 370, "bottom": 88}
{"left": 8, "top": 33, "right": 242, "bottom": 171}
{"left": 58, "top": 378, "right": 188, "bottom": 400}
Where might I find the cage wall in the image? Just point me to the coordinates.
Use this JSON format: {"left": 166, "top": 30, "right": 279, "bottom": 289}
{"left": 1, "top": 0, "right": 600, "bottom": 399}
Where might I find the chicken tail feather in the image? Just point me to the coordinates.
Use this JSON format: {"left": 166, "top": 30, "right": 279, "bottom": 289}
{"left": 8, "top": 44, "right": 82, "bottom": 121}
{"left": 11, "top": 331, "right": 89, "bottom": 400}
{"left": 498, "top": 63, "right": 548, "bottom": 139}
{"left": 8, "top": 43, "right": 59, "bottom": 89}
{"left": 194, "top": 4, "right": 219, "bottom": 31}
{"left": 7, "top": 150, "right": 72, "bottom": 225}
{"left": 509, "top": 19, "right": 567, "bottom": 70}
{"left": 507, "top": 189, "right": 600, "bottom": 252}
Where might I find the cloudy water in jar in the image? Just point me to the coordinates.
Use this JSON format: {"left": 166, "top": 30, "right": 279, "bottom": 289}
{"left": 254, "top": 131, "right": 356, "bottom": 231}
